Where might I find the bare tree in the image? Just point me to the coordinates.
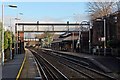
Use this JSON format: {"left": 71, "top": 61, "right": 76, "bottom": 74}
{"left": 116, "top": 1, "right": 120, "bottom": 11}
{"left": 87, "top": 1, "right": 117, "bottom": 19}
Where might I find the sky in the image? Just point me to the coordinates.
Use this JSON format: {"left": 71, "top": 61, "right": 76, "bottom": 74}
{"left": 1, "top": 1, "right": 120, "bottom": 39}
{"left": 0, "top": 2, "right": 89, "bottom": 22}
{"left": 0, "top": 2, "right": 90, "bottom": 38}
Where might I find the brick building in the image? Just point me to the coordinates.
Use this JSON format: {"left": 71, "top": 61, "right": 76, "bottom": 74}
{"left": 92, "top": 11, "right": 120, "bottom": 54}
{"left": 17, "top": 31, "right": 25, "bottom": 54}
{"left": 116, "top": 11, "right": 120, "bottom": 40}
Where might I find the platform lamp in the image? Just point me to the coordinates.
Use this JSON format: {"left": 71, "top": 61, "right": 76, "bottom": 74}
{"left": 15, "top": 17, "right": 21, "bottom": 54}
{"left": 14, "top": 12, "right": 23, "bottom": 55}
{"left": 1, "top": 2, "right": 17, "bottom": 65}
{"left": 79, "top": 21, "right": 91, "bottom": 53}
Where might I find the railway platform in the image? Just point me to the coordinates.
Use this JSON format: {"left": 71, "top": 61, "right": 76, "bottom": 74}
{"left": 2, "top": 48, "right": 41, "bottom": 80}
{"left": 2, "top": 53, "right": 25, "bottom": 79}
{"left": 19, "top": 49, "right": 41, "bottom": 79}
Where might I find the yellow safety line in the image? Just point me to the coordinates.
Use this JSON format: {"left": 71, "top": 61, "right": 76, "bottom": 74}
{"left": 16, "top": 51, "right": 27, "bottom": 80}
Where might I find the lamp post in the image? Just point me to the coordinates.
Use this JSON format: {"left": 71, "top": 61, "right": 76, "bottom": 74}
{"left": 9, "top": 17, "right": 18, "bottom": 59}
{"left": 78, "top": 21, "right": 91, "bottom": 53}
{"left": 67, "top": 21, "right": 69, "bottom": 31}
{"left": 88, "top": 22, "right": 91, "bottom": 54}
{"left": 78, "top": 24, "right": 81, "bottom": 52}
{"left": 1, "top": 2, "right": 4, "bottom": 66}
{"left": 14, "top": 12, "right": 23, "bottom": 54}
{"left": 9, "top": 18, "right": 12, "bottom": 59}
{"left": 1, "top": 2, "right": 17, "bottom": 65}
{"left": 103, "top": 18, "right": 106, "bottom": 56}
{"left": 72, "top": 32, "right": 74, "bottom": 52}
{"left": 73, "top": 14, "right": 80, "bottom": 52}
{"left": 15, "top": 17, "right": 20, "bottom": 54}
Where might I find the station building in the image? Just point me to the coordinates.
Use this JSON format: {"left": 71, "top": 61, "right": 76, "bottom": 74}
{"left": 51, "top": 31, "right": 89, "bottom": 53}
{"left": 92, "top": 11, "right": 120, "bottom": 55}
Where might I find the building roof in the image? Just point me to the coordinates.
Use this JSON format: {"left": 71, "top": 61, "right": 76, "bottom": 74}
{"left": 52, "top": 34, "right": 60, "bottom": 40}
{"left": 51, "top": 38, "right": 64, "bottom": 43}
{"left": 63, "top": 35, "right": 79, "bottom": 41}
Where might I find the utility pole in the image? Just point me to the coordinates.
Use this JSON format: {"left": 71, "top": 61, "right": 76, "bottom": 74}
{"left": 103, "top": 18, "right": 106, "bottom": 56}
{"left": 72, "top": 32, "right": 74, "bottom": 52}
{"left": 37, "top": 21, "right": 39, "bottom": 31}
{"left": 88, "top": 22, "right": 91, "bottom": 54}
{"left": 1, "top": 2, "right": 17, "bottom": 65}
{"left": 10, "top": 18, "right": 12, "bottom": 59}
{"left": 67, "top": 21, "right": 69, "bottom": 31}
{"left": 1, "top": 1, "right": 4, "bottom": 65}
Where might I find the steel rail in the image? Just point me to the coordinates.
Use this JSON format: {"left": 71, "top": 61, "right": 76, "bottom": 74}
{"left": 42, "top": 49, "right": 116, "bottom": 80}
{"left": 30, "top": 49, "right": 69, "bottom": 80}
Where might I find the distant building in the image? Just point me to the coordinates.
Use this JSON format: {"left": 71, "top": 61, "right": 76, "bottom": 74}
{"left": 51, "top": 31, "right": 89, "bottom": 53}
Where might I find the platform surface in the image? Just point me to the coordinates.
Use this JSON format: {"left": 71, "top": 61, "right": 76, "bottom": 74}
{"left": 2, "top": 53, "right": 25, "bottom": 79}
{"left": 20, "top": 49, "right": 41, "bottom": 79}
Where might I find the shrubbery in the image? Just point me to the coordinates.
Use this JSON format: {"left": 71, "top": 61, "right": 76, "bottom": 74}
{"left": 4, "top": 30, "right": 13, "bottom": 50}
{"left": 107, "top": 40, "right": 120, "bottom": 48}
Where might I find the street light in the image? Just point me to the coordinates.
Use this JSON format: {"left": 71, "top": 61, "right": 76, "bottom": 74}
{"left": 78, "top": 21, "right": 91, "bottom": 53}
{"left": 15, "top": 17, "right": 20, "bottom": 54}
{"left": 1, "top": 2, "right": 17, "bottom": 65}
{"left": 73, "top": 14, "right": 79, "bottom": 52}
{"left": 103, "top": 18, "right": 106, "bottom": 56}
{"left": 2, "top": 4, "right": 17, "bottom": 61}
{"left": 14, "top": 12, "right": 23, "bottom": 55}
{"left": 77, "top": 23, "right": 82, "bottom": 52}
{"left": 8, "top": 16, "right": 19, "bottom": 59}
{"left": 78, "top": 22, "right": 83, "bottom": 53}
{"left": 88, "top": 22, "right": 92, "bottom": 54}
{"left": 9, "top": 18, "right": 13, "bottom": 59}
{"left": 8, "top": 5, "right": 17, "bottom": 8}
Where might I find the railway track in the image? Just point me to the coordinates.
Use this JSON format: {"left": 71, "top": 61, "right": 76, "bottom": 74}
{"left": 30, "top": 48, "right": 117, "bottom": 80}
{"left": 41, "top": 49, "right": 117, "bottom": 80}
{"left": 31, "top": 49, "right": 68, "bottom": 80}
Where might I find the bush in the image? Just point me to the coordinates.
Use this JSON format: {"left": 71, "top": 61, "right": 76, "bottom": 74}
{"left": 107, "top": 40, "right": 120, "bottom": 48}
{"left": 4, "top": 30, "right": 12, "bottom": 50}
